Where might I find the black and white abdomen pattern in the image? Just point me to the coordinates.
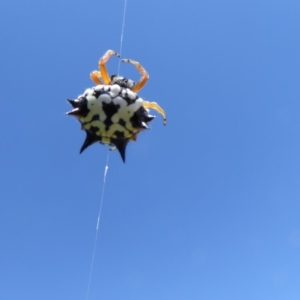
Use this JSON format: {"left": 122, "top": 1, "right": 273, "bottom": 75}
{"left": 66, "top": 84, "right": 155, "bottom": 162}
{"left": 78, "top": 84, "right": 149, "bottom": 140}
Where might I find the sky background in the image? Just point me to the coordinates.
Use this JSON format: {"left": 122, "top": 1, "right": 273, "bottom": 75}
{"left": 1, "top": 0, "right": 300, "bottom": 299}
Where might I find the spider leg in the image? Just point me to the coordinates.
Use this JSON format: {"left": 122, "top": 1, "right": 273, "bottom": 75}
{"left": 130, "top": 133, "right": 138, "bottom": 141}
{"left": 121, "top": 58, "right": 149, "bottom": 92}
{"left": 90, "top": 71, "right": 103, "bottom": 85}
{"left": 99, "top": 50, "right": 120, "bottom": 84}
{"left": 143, "top": 101, "right": 167, "bottom": 125}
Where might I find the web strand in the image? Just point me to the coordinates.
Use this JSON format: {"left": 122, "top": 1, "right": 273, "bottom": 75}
{"left": 85, "top": 2, "right": 127, "bottom": 298}
{"left": 85, "top": 151, "right": 110, "bottom": 300}
{"left": 118, "top": 0, "right": 127, "bottom": 74}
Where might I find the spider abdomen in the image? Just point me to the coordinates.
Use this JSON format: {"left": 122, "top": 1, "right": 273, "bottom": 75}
{"left": 66, "top": 84, "right": 154, "bottom": 161}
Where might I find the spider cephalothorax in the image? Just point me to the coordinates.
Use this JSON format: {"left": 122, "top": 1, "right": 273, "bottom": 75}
{"left": 110, "top": 75, "right": 135, "bottom": 90}
{"left": 66, "top": 50, "right": 167, "bottom": 162}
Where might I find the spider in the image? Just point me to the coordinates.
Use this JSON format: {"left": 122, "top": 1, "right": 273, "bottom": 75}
{"left": 90, "top": 49, "right": 166, "bottom": 123}
{"left": 66, "top": 50, "right": 167, "bottom": 162}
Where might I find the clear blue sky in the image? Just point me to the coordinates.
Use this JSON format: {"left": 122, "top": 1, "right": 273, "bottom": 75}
{"left": 1, "top": 0, "right": 300, "bottom": 299}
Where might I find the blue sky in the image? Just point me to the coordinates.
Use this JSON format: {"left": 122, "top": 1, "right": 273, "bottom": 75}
{"left": 1, "top": 0, "right": 300, "bottom": 299}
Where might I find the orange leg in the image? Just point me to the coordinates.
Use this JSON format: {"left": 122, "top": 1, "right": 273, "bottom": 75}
{"left": 130, "top": 133, "right": 138, "bottom": 141}
{"left": 90, "top": 71, "right": 103, "bottom": 85}
{"left": 90, "top": 50, "right": 120, "bottom": 85}
{"left": 143, "top": 101, "right": 167, "bottom": 125}
{"left": 122, "top": 58, "right": 149, "bottom": 92}
{"left": 99, "top": 50, "right": 120, "bottom": 84}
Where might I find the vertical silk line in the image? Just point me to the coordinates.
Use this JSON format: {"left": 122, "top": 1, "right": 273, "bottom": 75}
{"left": 86, "top": 2, "right": 127, "bottom": 298}
{"left": 85, "top": 151, "right": 110, "bottom": 300}
{"left": 118, "top": 0, "right": 127, "bottom": 74}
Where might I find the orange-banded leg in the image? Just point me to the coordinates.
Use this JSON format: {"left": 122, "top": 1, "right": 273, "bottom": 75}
{"left": 143, "top": 101, "right": 167, "bottom": 125}
{"left": 121, "top": 58, "right": 149, "bottom": 92}
{"left": 90, "top": 50, "right": 120, "bottom": 85}
{"left": 90, "top": 71, "right": 103, "bottom": 85}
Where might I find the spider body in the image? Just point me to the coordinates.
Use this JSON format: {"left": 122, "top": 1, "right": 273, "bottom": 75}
{"left": 66, "top": 50, "right": 167, "bottom": 162}
{"left": 110, "top": 75, "right": 135, "bottom": 90}
{"left": 67, "top": 84, "right": 155, "bottom": 161}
